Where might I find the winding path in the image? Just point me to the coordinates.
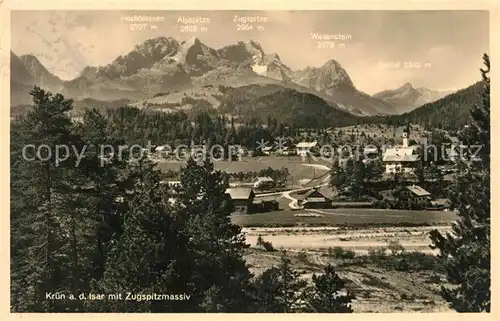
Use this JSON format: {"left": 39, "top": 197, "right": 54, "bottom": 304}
{"left": 256, "top": 163, "right": 332, "bottom": 210}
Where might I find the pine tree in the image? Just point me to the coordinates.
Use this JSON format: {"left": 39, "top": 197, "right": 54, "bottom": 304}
{"left": 176, "top": 157, "right": 254, "bottom": 312}
{"left": 305, "top": 264, "right": 354, "bottom": 313}
{"left": 91, "top": 165, "right": 193, "bottom": 312}
{"left": 429, "top": 54, "right": 490, "bottom": 312}
{"left": 252, "top": 251, "right": 307, "bottom": 312}
{"left": 329, "top": 156, "right": 347, "bottom": 193}
{"left": 10, "top": 87, "right": 82, "bottom": 311}
{"left": 75, "top": 108, "right": 131, "bottom": 283}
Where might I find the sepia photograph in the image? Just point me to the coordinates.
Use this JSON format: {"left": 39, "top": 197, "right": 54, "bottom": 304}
{"left": 7, "top": 8, "right": 491, "bottom": 313}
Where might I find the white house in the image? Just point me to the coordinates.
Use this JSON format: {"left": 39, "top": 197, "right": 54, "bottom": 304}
{"left": 278, "top": 146, "right": 295, "bottom": 156}
{"left": 253, "top": 176, "right": 275, "bottom": 189}
{"left": 296, "top": 141, "right": 318, "bottom": 157}
{"left": 363, "top": 146, "right": 379, "bottom": 156}
{"left": 155, "top": 145, "right": 168, "bottom": 152}
{"left": 382, "top": 126, "right": 420, "bottom": 173}
{"left": 262, "top": 146, "right": 274, "bottom": 155}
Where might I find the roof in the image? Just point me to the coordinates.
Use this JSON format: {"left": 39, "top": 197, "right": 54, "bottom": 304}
{"left": 155, "top": 145, "right": 170, "bottom": 152}
{"left": 255, "top": 176, "right": 274, "bottom": 182}
{"left": 384, "top": 145, "right": 419, "bottom": 153}
{"left": 296, "top": 141, "right": 318, "bottom": 148}
{"left": 363, "top": 147, "right": 379, "bottom": 153}
{"left": 225, "top": 188, "right": 255, "bottom": 200}
{"left": 383, "top": 154, "right": 420, "bottom": 162}
{"left": 432, "top": 198, "right": 451, "bottom": 206}
{"left": 303, "top": 188, "right": 330, "bottom": 201}
{"left": 303, "top": 197, "right": 328, "bottom": 203}
{"left": 405, "top": 185, "right": 431, "bottom": 196}
{"left": 160, "top": 180, "right": 181, "bottom": 186}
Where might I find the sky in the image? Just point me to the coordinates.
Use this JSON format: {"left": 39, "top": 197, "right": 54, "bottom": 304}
{"left": 11, "top": 10, "right": 490, "bottom": 94}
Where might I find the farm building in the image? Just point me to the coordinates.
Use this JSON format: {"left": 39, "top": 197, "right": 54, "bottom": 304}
{"left": 296, "top": 141, "right": 318, "bottom": 157}
{"left": 431, "top": 198, "right": 451, "bottom": 210}
{"left": 299, "top": 188, "right": 332, "bottom": 209}
{"left": 253, "top": 176, "right": 275, "bottom": 190}
{"left": 226, "top": 187, "right": 256, "bottom": 214}
{"left": 160, "top": 180, "right": 181, "bottom": 187}
{"left": 277, "top": 146, "right": 296, "bottom": 156}
{"left": 155, "top": 145, "right": 172, "bottom": 153}
{"left": 229, "top": 145, "right": 248, "bottom": 158}
{"left": 395, "top": 185, "right": 432, "bottom": 208}
{"left": 363, "top": 146, "right": 379, "bottom": 160}
{"left": 253, "top": 199, "right": 280, "bottom": 212}
{"left": 261, "top": 146, "right": 274, "bottom": 155}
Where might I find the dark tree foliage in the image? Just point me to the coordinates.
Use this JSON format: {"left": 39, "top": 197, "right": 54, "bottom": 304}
{"left": 175, "top": 156, "right": 255, "bottom": 312}
{"left": 251, "top": 251, "right": 307, "bottom": 312}
{"left": 89, "top": 162, "right": 193, "bottom": 312}
{"left": 429, "top": 54, "right": 490, "bottom": 312}
{"left": 219, "top": 87, "right": 360, "bottom": 128}
{"left": 305, "top": 264, "right": 354, "bottom": 313}
{"left": 10, "top": 87, "right": 87, "bottom": 311}
{"left": 103, "top": 106, "right": 292, "bottom": 150}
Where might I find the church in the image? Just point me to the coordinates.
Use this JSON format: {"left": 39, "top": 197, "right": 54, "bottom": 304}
{"left": 382, "top": 124, "right": 421, "bottom": 174}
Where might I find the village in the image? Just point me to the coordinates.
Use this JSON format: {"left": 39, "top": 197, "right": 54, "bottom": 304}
{"left": 150, "top": 123, "right": 468, "bottom": 220}
{"left": 151, "top": 124, "right": 465, "bottom": 312}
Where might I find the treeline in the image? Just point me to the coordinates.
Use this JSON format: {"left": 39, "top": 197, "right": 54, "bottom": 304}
{"left": 163, "top": 166, "right": 290, "bottom": 187}
{"left": 228, "top": 167, "right": 290, "bottom": 187}
{"left": 10, "top": 86, "right": 354, "bottom": 313}
{"left": 102, "top": 106, "right": 337, "bottom": 149}
{"left": 218, "top": 86, "right": 361, "bottom": 128}
{"left": 329, "top": 158, "right": 385, "bottom": 201}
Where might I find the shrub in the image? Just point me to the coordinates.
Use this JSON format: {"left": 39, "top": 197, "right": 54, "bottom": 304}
{"left": 256, "top": 235, "right": 275, "bottom": 252}
{"left": 297, "top": 250, "right": 308, "bottom": 262}
{"left": 368, "top": 246, "right": 387, "bottom": 258}
{"left": 328, "top": 246, "right": 356, "bottom": 260}
{"left": 387, "top": 240, "right": 406, "bottom": 256}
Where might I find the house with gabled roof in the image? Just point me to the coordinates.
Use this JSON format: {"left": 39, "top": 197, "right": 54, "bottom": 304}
{"left": 394, "top": 185, "right": 432, "bottom": 208}
{"left": 225, "top": 187, "right": 255, "bottom": 213}
{"left": 296, "top": 141, "right": 318, "bottom": 157}
{"left": 299, "top": 187, "right": 332, "bottom": 209}
{"left": 253, "top": 176, "right": 275, "bottom": 190}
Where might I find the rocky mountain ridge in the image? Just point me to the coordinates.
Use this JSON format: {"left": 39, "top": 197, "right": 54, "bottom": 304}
{"left": 10, "top": 36, "right": 444, "bottom": 116}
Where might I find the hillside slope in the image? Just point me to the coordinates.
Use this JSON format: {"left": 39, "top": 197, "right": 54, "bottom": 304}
{"left": 218, "top": 84, "right": 360, "bottom": 128}
{"left": 380, "top": 81, "right": 485, "bottom": 129}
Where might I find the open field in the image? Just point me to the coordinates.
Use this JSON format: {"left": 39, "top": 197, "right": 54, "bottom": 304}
{"left": 156, "top": 156, "right": 331, "bottom": 184}
{"left": 232, "top": 208, "right": 458, "bottom": 228}
{"left": 243, "top": 246, "right": 452, "bottom": 312}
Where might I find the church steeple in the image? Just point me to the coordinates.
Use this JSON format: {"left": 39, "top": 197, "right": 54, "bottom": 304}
{"left": 402, "top": 122, "right": 410, "bottom": 147}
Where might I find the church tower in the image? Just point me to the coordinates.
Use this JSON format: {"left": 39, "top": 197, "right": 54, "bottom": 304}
{"left": 402, "top": 123, "right": 410, "bottom": 147}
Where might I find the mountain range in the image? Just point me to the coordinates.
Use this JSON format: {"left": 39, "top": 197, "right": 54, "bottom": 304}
{"left": 11, "top": 36, "right": 450, "bottom": 116}
{"left": 372, "top": 82, "right": 452, "bottom": 114}
{"left": 381, "top": 81, "right": 485, "bottom": 130}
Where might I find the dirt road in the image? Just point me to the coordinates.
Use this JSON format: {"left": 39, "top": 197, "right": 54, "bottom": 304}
{"left": 243, "top": 226, "right": 450, "bottom": 254}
